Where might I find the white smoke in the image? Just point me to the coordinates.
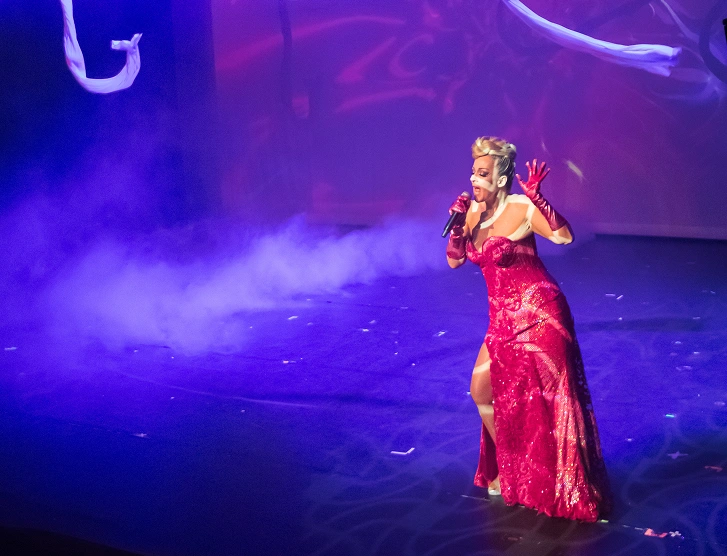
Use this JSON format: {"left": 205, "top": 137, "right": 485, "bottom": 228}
{"left": 43, "top": 216, "right": 444, "bottom": 354}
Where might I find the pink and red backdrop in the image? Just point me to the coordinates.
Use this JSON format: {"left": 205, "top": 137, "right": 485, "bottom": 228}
{"left": 212, "top": 0, "right": 727, "bottom": 238}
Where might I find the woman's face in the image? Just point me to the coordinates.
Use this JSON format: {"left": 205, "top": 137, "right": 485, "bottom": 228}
{"left": 470, "top": 155, "right": 502, "bottom": 203}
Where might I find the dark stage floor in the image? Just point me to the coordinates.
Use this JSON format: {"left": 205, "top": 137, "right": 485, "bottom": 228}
{"left": 1, "top": 235, "right": 726, "bottom": 556}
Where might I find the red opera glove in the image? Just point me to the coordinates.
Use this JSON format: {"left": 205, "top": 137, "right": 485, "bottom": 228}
{"left": 442, "top": 191, "right": 470, "bottom": 239}
{"left": 446, "top": 225, "right": 466, "bottom": 260}
{"left": 448, "top": 192, "right": 471, "bottom": 216}
{"left": 517, "top": 159, "right": 568, "bottom": 231}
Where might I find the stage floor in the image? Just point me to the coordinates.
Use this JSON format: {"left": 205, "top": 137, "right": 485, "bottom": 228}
{"left": 1, "top": 235, "right": 726, "bottom": 556}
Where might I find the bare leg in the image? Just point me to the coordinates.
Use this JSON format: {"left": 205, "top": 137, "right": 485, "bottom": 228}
{"left": 471, "top": 342, "right": 495, "bottom": 441}
{"left": 471, "top": 342, "right": 500, "bottom": 493}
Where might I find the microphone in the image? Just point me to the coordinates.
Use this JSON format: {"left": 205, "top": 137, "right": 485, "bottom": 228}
{"left": 442, "top": 191, "right": 470, "bottom": 238}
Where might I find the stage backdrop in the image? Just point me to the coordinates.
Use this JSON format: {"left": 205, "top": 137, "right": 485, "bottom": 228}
{"left": 212, "top": 0, "right": 727, "bottom": 239}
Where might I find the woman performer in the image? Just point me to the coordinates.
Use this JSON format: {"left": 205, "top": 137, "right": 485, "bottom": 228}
{"left": 446, "top": 137, "right": 610, "bottom": 522}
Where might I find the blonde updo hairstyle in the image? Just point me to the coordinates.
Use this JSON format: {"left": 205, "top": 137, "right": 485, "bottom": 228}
{"left": 472, "top": 137, "right": 517, "bottom": 193}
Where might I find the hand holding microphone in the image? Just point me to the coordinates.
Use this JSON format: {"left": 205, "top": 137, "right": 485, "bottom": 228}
{"left": 443, "top": 191, "right": 470, "bottom": 261}
{"left": 442, "top": 191, "right": 471, "bottom": 238}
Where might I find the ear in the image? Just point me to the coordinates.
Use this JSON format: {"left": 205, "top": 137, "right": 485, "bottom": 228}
{"left": 496, "top": 175, "right": 507, "bottom": 188}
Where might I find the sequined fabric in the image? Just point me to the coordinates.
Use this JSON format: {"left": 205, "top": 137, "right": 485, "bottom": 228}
{"left": 467, "top": 234, "right": 611, "bottom": 522}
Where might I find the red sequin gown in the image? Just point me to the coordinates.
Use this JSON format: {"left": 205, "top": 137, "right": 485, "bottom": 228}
{"left": 466, "top": 233, "right": 610, "bottom": 522}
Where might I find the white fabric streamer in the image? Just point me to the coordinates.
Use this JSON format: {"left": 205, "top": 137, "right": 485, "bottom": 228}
{"left": 502, "top": 0, "right": 681, "bottom": 76}
{"left": 60, "top": 0, "right": 142, "bottom": 93}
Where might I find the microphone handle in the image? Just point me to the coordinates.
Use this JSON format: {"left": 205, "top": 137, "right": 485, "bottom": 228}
{"left": 442, "top": 211, "right": 465, "bottom": 238}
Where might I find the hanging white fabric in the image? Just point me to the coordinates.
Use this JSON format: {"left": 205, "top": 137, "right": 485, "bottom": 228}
{"left": 502, "top": 0, "right": 681, "bottom": 77}
{"left": 60, "top": 0, "right": 142, "bottom": 93}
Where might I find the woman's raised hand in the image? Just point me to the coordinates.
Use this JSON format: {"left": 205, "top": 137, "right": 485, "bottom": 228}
{"left": 516, "top": 159, "right": 550, "bottom": 199}
{"left": 516, "top": 159, "right": 571, "bottom": 237}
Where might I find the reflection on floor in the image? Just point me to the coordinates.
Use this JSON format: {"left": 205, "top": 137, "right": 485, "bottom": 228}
{"left": 1, "top": 235, "right": 726, "bottom": 556}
